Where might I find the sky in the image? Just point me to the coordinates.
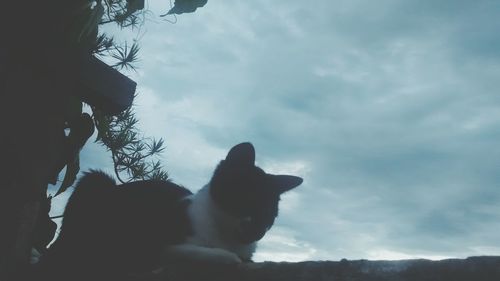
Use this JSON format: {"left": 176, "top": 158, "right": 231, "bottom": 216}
{"left": 49, "top": 0, "right": 500, "bottom": 262}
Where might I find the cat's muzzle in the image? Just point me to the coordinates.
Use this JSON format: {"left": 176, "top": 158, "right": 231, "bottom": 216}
{"left": 236, "top": 217, "right": 269, "bottom": 244}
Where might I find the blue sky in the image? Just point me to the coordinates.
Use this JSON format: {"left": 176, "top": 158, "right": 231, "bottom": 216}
{"left": 50, "top": 0, "right": 500, "bottom": 262}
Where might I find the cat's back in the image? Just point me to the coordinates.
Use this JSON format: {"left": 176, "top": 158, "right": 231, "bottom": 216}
{"left": 38, "top": 171, "right": 193, "bottom": 278}
{"left": 61, "top": 171, "right": 193, "bottom": 239}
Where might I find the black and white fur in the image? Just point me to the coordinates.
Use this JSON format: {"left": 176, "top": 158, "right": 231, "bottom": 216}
{"left": 37, "top": 142, "right": 303, "bottom": 279}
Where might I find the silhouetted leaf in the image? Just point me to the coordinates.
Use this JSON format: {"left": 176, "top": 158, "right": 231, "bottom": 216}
{"left": 64, "top": 96, "right": 83, "bottom": 124}
{"left": 55, "top": 155, "right": 80, "bottom": 196}
{"left": 147, "top": 138, "right": 165, "bottom": 154}
{"left": 72, "top": 113, "right": 95, "bottom": 147}
{"left": 111, "top": 42, "right": 140, "bottom": 71}
{"left": 93, "top": 110, "right": 112, "bottom": 142}
{"left": 126, "top": 0, "right": 145, "bottom": 14}
{"left": 32, "top": 195, "right": 57, "bottom": 253}
{"left": 92, "top": 34, "right": 114, "bottom": 54}
{"left": 162, "top": 0, "right": 208, "bottom": 16}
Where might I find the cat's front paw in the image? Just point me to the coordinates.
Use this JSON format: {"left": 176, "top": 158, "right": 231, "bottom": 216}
{"left": 165, "top": 244, "right": 242, "bottom": 265}
{"left": 206, "top": 248, "right": 242, "bottom": 265}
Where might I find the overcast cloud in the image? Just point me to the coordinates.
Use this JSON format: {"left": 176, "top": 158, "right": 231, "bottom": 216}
{"left": 50, "top": 0, "right": 500, "bottom": 262}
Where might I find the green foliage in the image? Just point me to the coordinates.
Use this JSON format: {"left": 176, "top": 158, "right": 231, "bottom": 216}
{"left": 91, "top": 33, "right": 115, "bottom": 54}
{"left": 54, "top": 0, "right": 208, "bottom": 192}
{"left": 93, "top": 107, "right": 168, "bottom": 183}
{"left": 100, "top": 0, "right": 146, "bottom": 27}
{"left": 111, "top": 41, "right": 140, "bottom": 71}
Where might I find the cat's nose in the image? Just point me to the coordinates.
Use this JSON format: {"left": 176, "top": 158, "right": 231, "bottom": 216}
{"left": 236, "top": 217, "right": 267, "bottom": 244}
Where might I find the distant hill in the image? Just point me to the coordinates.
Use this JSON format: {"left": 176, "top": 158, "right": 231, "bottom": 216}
{"left": 133, "top": 256, "right": 500, "bottom": 281}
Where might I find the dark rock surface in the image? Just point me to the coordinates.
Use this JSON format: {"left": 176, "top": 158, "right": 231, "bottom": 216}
{"left": 154, "top": 256, "right": 500, "bottom": 281}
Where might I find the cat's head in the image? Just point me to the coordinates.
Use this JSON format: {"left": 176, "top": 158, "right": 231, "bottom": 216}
{"left": 209, "top": 142, "right": 303, "bottom": 244}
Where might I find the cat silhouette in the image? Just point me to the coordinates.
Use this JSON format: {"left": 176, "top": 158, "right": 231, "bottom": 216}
{"left": 36, "top": 142, "right": 303, "bottom": 280}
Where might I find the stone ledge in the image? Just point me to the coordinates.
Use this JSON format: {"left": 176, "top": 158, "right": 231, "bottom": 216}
{"left": 156, "top": 256, "right": 500, "bottom": 281}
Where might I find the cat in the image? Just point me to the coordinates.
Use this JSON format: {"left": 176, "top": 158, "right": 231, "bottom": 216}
{"left": 36, "top": 142, "right": 303, "bottom": 279}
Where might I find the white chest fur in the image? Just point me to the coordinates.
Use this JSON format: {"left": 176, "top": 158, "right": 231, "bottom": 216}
{"left": 184, "top": 185, "right": 257, "bottom": 261}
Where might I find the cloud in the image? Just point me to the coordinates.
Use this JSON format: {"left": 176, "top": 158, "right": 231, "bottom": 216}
{"left": 253, "top": 226, "right": 319, "bottom": 262}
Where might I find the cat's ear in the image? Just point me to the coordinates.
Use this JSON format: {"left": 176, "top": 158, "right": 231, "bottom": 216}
{"left": 272, "top": 175, "right": 303, "bottom": 194}
{"left": 225, "top": 142, "right": 255, "bottom": 166}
